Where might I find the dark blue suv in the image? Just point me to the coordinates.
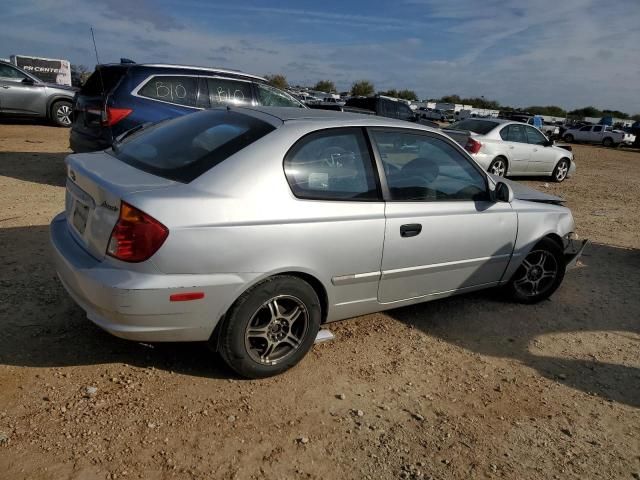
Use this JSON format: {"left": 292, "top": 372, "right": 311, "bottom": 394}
{"left": 70, "top": 62, "right": 305, "bottom": 152}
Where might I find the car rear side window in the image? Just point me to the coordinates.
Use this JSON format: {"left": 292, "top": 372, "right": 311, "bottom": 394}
{"left": 137, "top": 75, "right": 198, "bottom": 107}
{"left": 284, "top": 128, "right": 379, "bottom": 201}
{"left": 108, "top": 109, "right": 275, "bottom": 182}
{"left": 81, "top": 66, "right": 127, "bottom": 95}
{"left": 205, "top": 78, "right": 252, "bottom": 106}
{"left": 505, "top": 124, "right": 527, "bottom": 143}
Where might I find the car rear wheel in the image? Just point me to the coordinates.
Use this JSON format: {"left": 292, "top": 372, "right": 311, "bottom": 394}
{"left": 216, "top": 275, "right": 321, "bottom": 378}
{"left": 602, "top": 137, "right": 613, "bottom": 147}
{"left": 552, "top": 158, "right": 570, "bottom": 182}
{"left": 504, "top": 238, "right": 565, "bottom": 304}
{"left": 488, "top": 157, "right": 507, "bottom": 177}
{"left": 51, "top": 100, "right": 72, "bottom": 127}
{"left": 563, "top": 134, "right": 574, "bottom": 142}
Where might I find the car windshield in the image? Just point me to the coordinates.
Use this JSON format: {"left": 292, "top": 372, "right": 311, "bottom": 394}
{"left": 108, "top": 109, "right": 275, "bottom": 182}
{"left": 448, "top": 119, "right": 499, "bottom": 134}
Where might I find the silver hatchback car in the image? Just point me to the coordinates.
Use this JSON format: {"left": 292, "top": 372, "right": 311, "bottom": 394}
{"left": 50, "top": 107, "right": 587, "bottom": 378}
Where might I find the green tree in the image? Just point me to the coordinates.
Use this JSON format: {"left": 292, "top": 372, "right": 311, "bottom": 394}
{"left": 313, "top": 80, "right": 336, "bottom": 93}
{"left": 631, "top": 114, "right": 640, "bottom": 121}
{"left": 568, "top": 106, "right": 602, "bottom": 118}
{"left": 351, "top": 80, "right": 375, "bottom": 97}
{"left": 397, "top": 89, "right": 418, "bottom": 101}
{"left": 379, "top": 89, "right": 399, "bottom": 98}
{"left": 264, "top": 74, "right": 288, "bottom": 90}
{"left": 602, "top": 109, "right": 629, "bottom": 119}
{"left": 525, "top": 105, "right": 567, "bottom": 117}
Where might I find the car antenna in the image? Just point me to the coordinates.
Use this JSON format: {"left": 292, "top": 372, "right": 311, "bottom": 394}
{"left": 90, "top": 26, "right": 106, "bottom": 97}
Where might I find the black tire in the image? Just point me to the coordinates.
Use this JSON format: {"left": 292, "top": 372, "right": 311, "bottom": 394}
{"left": 552, "top": 158, "right": 570, "bottom": 183}
{"left": 216, "top": 275, "right": 321, "bottom": 378}
{"left": 563, "top": 134, "right": 574, "bottom": 142}
{"left": 51, "top": 100, "right": 73, "bottom": 127}
{"left": 602, "top": 137, "right": 613, "bottom": 148}
{"left": 504, "top": 237, "right": 566, "bottom": 304}
{"left": 488, "top": 157, "right": 508, "bottom": 177}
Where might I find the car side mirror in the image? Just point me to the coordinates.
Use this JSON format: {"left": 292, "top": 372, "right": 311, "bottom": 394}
{"left": 21, "top": 77, "right": 35, "bottom": 85}
{"left": 493, "top": 181, "right": 514, "bottom": 203}
{"left": 545, "top": 139, "right": 554, "bottom": 147}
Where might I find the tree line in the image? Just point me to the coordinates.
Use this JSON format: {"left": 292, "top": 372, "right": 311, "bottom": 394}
{"left": 264, "top": 74, "right": 640, "bottom": 120}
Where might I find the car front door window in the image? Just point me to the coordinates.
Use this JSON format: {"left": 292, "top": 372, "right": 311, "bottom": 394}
{"left": 0, "top": 65, "right": 27, "bottom": 81}
{"left": 370, "top": 129, "right": 517, "bottom": 303}
{"left": 525, "top": 126, "right": 547, "bottom": 146}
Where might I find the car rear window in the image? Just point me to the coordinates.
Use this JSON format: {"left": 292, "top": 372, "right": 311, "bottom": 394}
{"left": 81, "top": 66, "right": 128, "bottom": 95}
{"left": 108, "top": 109, "right": 275, "bottom": 182}
{"left": 449, "top": 119, "right": 499, "bottom": 135}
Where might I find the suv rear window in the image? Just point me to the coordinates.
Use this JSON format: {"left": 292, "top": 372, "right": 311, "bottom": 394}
{"left": 81, "top": 66, "right": 128, "bottom": 95}
{"left": 449, "top": 119, "right": 499, "bottom": 135}
{"left": 108, "top": 109, "right": 275, "bottom": 182}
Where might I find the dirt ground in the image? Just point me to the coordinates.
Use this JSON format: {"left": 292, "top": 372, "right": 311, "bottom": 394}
{"left": 0, "top": 122, "right": 639, "bottom": 480}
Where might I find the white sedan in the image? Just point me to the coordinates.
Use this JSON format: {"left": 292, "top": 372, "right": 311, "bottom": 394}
{"left": 444, "top": 118, "right": 576, "bottom": 182}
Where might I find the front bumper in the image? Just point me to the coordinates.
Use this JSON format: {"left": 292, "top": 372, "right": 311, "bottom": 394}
{"left": 563, "top": 234, "right": 589, "bottom": 269}
{"left": 50, "top": 213, "right": 256, "bottom": 342}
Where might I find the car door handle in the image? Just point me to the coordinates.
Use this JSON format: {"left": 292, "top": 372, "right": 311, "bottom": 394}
{"left": 1, "top": 86, "right": 10, "bottom": 89}
{"left": 400, "top": 224, "right": 422, "bottom": 237}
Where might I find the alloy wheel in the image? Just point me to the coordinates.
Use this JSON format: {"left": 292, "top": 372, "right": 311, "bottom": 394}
{"left": 555, "top": 161, "right": 568, "bottom": 181}
{"left": 512, "top": 250, "right": 558, "bottom": 298}
{"left": 244, "top": 295, "right": 309, "bottom": 365}
{"left": 490, "top": 159, "right": 506, "bottom": 177}
{"left": 56, "top": 104, "right": 72, "bottom": 126}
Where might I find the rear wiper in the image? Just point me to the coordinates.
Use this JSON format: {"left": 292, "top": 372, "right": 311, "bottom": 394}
{"left": 112, "top": 122, "right": 153, "bottom": 152}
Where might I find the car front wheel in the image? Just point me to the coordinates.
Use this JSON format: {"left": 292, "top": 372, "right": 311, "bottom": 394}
{"left": 563, "top": 134, "right": 574, "bottom": 142}
{"left": 504, "top": 238, "right": 566, "bottom": 304}
{"left": 552, "top": 158, "right": 570, "bottom": 182}
{"left": 51, "top": 100, "right": 73, "bottom": 127}
{"left": 216, "top": 275, "right": 321, "bottom": 378}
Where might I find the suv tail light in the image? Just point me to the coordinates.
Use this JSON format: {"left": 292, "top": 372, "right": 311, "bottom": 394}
{"left": 102, "top": 107, "right": 132, "bottom": 126}
{"left": 465, "top": 137, "right": 482, "bottom": 154}
{"left": 107, "top": 202, "right": 168, "bottom": 262}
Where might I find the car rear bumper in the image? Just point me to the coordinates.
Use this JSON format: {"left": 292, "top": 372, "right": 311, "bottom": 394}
{"left": 69, "top": 128, "right": 113, "bottom": 153}
{"left": 50, "top": 213, "right": 256, "bottom": 342}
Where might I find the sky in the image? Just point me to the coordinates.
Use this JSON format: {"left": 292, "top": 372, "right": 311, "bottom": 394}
{"left": 2, "top": 0, "right": 639, "bottom": 113}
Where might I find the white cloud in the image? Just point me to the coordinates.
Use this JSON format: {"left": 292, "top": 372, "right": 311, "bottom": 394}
{"left": 2, "top": 0, "right": 639, "bottom": 112}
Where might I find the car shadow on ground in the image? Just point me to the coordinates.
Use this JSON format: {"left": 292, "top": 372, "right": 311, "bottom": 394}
{"left": 386, "top": 242, "right": 640, "bottom": 409}
{"left": 1, "top": 224, "right": 639, "bottom": 394}
{"left": 0, "top": 224, "right": 237, "bottom": 379}
{"left": 0, "top": 151, "right": 68, "bottom": 187}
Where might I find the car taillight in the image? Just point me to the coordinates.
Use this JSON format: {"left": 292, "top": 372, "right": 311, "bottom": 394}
{"left": 107, "top": 202, "right": 168, "bottom": 262}
{"left": 102, "top": 107, "right": 132, "bottom": 126}
{"left": 465, "top": 137, "right": 482, "bottom": 154}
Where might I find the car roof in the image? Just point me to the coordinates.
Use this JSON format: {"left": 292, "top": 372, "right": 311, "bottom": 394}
{"left": 231, "top": 106, "right": 442, "bottom": 133}
{"left": 98, "top": 63, "right": 265, "bottom": 81}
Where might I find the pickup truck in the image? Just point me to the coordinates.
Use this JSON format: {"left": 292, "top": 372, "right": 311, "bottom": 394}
{"left": 418, "top": 107, "right": 455, "bottom": 122}
{"left": 310, "top": 96, "right": 439, "bottom": 128}
{"left": 563, "top": 124, "right": 636, "bottom": 147}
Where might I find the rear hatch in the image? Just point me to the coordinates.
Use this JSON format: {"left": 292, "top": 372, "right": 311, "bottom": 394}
{"left": 72, "top": 65, "right": 129, "bottom": 144}
{"left": 65, "top": 152, "right": 176, "bottom": 260}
